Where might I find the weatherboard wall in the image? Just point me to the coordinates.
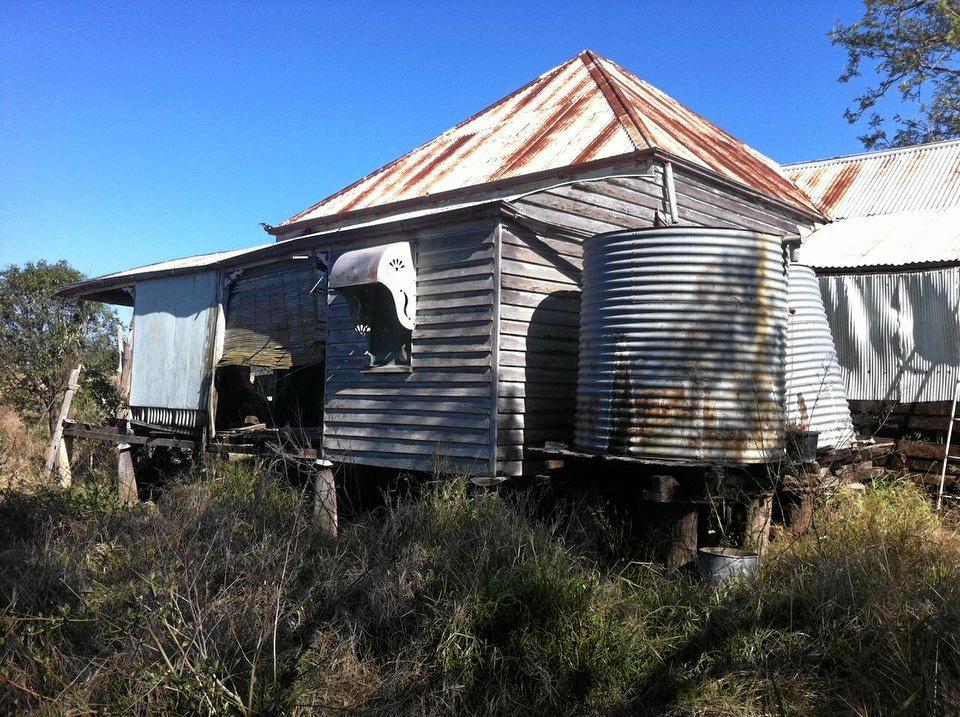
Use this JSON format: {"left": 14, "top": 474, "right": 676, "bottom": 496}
{"left": 496, "top": 167, "right": 813, "bottom": 476}
{"left": 321, "top": 219, "right": 500, "bottom": 475}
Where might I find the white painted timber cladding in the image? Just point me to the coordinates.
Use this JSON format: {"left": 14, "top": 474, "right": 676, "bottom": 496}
{"left": 819, "top": 267, "right": 960, "bottom": 403}
{"left": 322, "top": 222, "right": 497, "bottom": 475}
{"left": 130, "top": 272, "right": 219, "bottom": 410}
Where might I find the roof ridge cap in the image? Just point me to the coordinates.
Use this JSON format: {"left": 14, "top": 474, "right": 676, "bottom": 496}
{"left": 579, "top": 50, "right": 652, "bottom": 149}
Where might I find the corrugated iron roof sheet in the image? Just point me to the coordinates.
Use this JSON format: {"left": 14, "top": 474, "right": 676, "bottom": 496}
{"left": 798, "top": 207, "right": 960, "bottom": 269}
{"left": 57, "top": 196, "right": 506, "bottom": 300}
{"left": 784, "top": 138, "right": 960, "bottom": 219}
{"left": 282, "top": 50, "right": 818, "bottom": 227}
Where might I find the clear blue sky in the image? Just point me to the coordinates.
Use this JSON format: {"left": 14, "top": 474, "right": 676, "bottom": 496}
{"left": 1, "top": 0, "right": 896, "bottom": 279}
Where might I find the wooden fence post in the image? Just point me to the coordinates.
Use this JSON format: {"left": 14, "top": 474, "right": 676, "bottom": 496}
{"left": 666, "top": 507, "right": 699, "bottom": 569}
{"left": 43, "top": 365, "right": 82, "bottom": 487}
{"left": 742, "top": 493, "right": 774, "bottom": 556}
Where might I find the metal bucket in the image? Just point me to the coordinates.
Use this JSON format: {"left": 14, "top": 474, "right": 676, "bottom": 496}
{"left": 698, "top": 546, "right": 759, "bottom": 584}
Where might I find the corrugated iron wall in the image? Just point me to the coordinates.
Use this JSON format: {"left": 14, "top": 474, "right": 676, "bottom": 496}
{"left": 819, "top": 267, "right": 960, "bottom": 403}
{"left": 129, "top": 272, "right": 219, "bottom": 414}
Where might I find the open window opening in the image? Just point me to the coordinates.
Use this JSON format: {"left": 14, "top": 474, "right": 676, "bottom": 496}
{"left": 329, "top": 242, "right": 416, "bottom": 369}
{"left": 214, "top": 363, "right": 325, "bottom": 431}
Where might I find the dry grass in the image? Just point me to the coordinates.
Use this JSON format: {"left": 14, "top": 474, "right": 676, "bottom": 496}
{"left": 0, "top": 405, "right": 45, "bottom": 490}
{"left": 0, "top": 466, "right": 958, "bottom": 715}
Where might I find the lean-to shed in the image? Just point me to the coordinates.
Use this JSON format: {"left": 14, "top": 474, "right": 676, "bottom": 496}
{"left": 784, "top": 140, "right": 960, "bottom": 414}
{"left": 60, "top": 50, "right": 824, "bottom": 479}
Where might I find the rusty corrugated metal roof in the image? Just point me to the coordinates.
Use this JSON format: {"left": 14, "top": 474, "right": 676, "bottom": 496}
{"left": 282, "top": 50, "right": 818, "bottom": 227}
{"left": 784, "top": 138, "right": 960, "bottom": 219}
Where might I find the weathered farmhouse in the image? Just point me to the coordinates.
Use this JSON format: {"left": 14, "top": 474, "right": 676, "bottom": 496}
{"left": 60, "top": 50, "right": 827, "bottom": 481}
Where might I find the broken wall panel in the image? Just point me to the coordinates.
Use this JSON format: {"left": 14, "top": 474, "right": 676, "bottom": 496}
{"left": 220, "top": 259, "right": 327, "bottom": 368}
{"left": 129, "top": 271, "right": 219, "bottom": 416}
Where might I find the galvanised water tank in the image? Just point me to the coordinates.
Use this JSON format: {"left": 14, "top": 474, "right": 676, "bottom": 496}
{"left": 574, "top": 227, "right": 787, "bottom": 464}
{"left": 785, "top": 263, "right": 855, "bottom": 448}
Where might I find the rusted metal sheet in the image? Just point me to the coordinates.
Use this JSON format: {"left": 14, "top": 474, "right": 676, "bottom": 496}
{"left": 129, "top": 272, "right": 219, "bottom": 416}
{"left": 283, "top": 51, "right": 818, "bottom": 227}
{"left": 819, "top": 267, "right": 960, "bottom": 404}
{"left": 574, "top": 227, "right": 787, "bottom": 465}
{"left": 798, "top": 207, "right": 960, "bottom": 269}
{"left": 785, "top": 139, "right": 960, "bottom": 219}
{"left": 785, "top": 264, "right": 855, "bottom": 448}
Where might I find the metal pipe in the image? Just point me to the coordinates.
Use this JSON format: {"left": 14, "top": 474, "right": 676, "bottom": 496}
{"left": 937, "top": 371, "right": 959, "bottom": 510}
{"left": 664, "top": 161, "right": 679, "bottom": 223}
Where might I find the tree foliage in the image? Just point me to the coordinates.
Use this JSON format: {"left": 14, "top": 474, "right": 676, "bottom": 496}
{"left": 831, "top": 0, "right": 960, "bottom": 148}
{"left": 0, "top": 261, "right": 118, "bottom": 428}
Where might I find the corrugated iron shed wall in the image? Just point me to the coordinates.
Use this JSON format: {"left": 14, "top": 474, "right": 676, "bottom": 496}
{"left": 283, "top": 50, "right": 816, "bottom": 227}
{"left": 784, "top": 139, "right": 960, "bottom": 219}
{"left": 820, "top": 266, "right": 960, "bottom": 403}
{"left": 130, "top": 272, "right": 219, "bottom": 414}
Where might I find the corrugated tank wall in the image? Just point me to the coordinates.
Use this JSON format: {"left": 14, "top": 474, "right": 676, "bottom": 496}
{"left": 574, "top": 227, "right": 787, "bottom": 465}
{"left": 785, "top": 264, "right": 855, "bottom": 448}
{"left": 819, "top": 266, "right": 960, "bottom": 403}
{"left": 322, "top": 221, "right": 498, "bottom": 475}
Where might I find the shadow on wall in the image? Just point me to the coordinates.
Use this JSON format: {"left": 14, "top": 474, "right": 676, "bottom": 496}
{"left": 523, "top": 290, "right": 581, "bottom": 454}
